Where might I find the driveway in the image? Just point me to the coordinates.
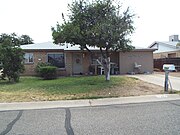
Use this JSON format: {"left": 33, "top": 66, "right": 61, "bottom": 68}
{"left": 128, "top": 73, "right": 180, "bottom": 91}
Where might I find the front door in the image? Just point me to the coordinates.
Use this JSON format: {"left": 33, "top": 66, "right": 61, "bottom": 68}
{"left": 73, "top": 53, "right": 83, "bottom": 74}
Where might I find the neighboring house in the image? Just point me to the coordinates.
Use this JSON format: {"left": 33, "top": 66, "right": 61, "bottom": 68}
{"left": 21, "top": 42, "right": 156, "bottom": 76}
{"left": 149, "top": 35, "right": 180, "bottom": 59}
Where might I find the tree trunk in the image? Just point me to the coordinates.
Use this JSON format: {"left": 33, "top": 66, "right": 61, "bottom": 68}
{"left": 97, "top": 56, "right": 111, "bottom": 81}
{"left": 104, "top": 57, "right": 111, "bottom": 81}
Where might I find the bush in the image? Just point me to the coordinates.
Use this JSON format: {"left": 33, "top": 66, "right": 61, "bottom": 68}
{"left": 36, "top": 63, "right": 57, "bottom": 80}
{"left": 35, "top": 62, "right": 51, "bottom": 74}
{"left": 0, "top": 46, "right": 24, "bottom": 82}
{"left": 39, "top": 66, "right": 57, "bottom": 80}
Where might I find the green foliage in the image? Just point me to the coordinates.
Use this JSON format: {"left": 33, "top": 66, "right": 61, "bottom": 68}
{"left": 19, "top": 35, "right": 34, "bottom": 45}
{"left": 52, "top": 0, "right": 135, "bottom": 80}
{"left": 176, "top": 43, "right": 180, "bottom": 47}
{"left": 0, "top": 46, "right": 24, "bottom": 82}
{"left": 0, "top": 33, "right": 33, "bottom": 82}
{"left": 52, "top": 0, "right": 135, "bottom": 52}
{"left": 0, "top": 33, "right": 34, "bottom": 46}
{"left": 35, "top": 62, "right": 51, "bottom": 74}
{"left": 36, "top": 62, "right": 57, "bottom": 80}
{"left": 39, "top": 66, "right": 57, "bottom": 80}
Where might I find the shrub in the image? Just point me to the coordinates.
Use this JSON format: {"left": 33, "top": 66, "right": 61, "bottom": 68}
{"left": 35, "top": 62, "right": 51, "bottom": 74}
{"left": 0, "top": 33, "right": 32, "bottom": 83}
{"left": 39, "top": 66, "right": 57, "bottom": 80}
{"left": 36, "top": 62, "right": 57, "bottom": 80}
{"left": 0, "top": 46, "right": 24, "bottom": 82}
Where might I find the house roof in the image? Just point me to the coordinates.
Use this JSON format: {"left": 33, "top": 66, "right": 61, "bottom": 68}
{"left": 21, "top": 42, "right": 156, "bottom": 51}
{"left": 149, "top": 41, "right": 180, "bottom": 49}
{"left": 132, "top": 46, "right": 157, "bottom": 51}
{"left": 149, "top": 41, "right": 180, "bottom": 53}
{"left": 21, "top": 42, "right": 64, "bottom": 50}
{"left": 21, "top": 42, "right": 100, "bottom": 51}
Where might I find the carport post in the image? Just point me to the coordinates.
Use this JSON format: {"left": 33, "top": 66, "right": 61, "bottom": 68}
{"left": 164, "top": 71, "right": 169, "bottom": 93}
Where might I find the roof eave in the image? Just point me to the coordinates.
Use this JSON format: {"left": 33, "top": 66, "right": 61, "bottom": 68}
{"left": 132, "top": 48, "right": 157, "bottom": 52}
{"left": 148, "top": 41, "right": 159, "bottom": 48}
{"left": 22, "top": 49, "right": 64, "bottom": 52}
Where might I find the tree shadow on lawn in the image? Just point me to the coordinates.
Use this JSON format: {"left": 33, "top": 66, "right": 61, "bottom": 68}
{"left": 0, "top": 79, "right": 13, "bottom": 85}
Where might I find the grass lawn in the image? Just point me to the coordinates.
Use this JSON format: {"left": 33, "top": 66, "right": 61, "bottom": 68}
{"left": 0, "top": 76, "right": 125, "bottom": 102}
{"left": 0, "top": 76, "right": 164, "bottom": 102}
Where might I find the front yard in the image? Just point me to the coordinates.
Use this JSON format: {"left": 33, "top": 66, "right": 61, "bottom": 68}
{"left": 0, "top": 76, "right": 164, "bottom": 102}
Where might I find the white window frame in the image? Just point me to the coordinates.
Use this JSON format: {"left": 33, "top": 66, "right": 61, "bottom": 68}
{"left": 24, "top": 53, "right": 34, "bottom": 64}
{"left": 47, "top": 52, "right": 66, "bottom": 69}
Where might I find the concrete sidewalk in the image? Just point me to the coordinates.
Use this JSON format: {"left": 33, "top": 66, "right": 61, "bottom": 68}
{"left": 127, "top": 74, "right": 180, "bottom": 91}
{"left": 0, "top": 94, "right": 180, "bottom": 111}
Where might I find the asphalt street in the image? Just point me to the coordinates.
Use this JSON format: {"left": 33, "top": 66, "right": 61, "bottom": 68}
{"left": 0, "top": 100, "right": 180, "bottom": 135}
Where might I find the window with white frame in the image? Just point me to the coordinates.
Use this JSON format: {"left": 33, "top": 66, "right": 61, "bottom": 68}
{"left": 24, "top": 53, "right": 34, "bottom": 63}
{"left": 47, "top": 53, "right": 65, "bottom": 68}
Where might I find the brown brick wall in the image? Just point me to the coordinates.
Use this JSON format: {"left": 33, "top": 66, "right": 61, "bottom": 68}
{"left": 110, "top": 52, "right": 119, "bottom": 65}
{"left": 23, "top": 50, "right": 68, "bottom": 76}
{"left": 23, "top": 51, "right": 92, "bottom": 76}
{"left": 119, "top": 51, "right": 153, "bottom": 74}
{"left": 24, "top": 51, "right": 46, "bottom": 75}
{"left": 23, "top": 50, "right": 154, "bottom": 76}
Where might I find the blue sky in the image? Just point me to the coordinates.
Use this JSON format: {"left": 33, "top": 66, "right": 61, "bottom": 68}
{"left": 0, "top": 0, "right": 180, "bottom": 47}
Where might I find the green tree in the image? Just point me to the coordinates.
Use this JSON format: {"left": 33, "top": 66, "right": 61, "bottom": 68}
{"left": 0, "top": 33, "right": 34, "bottom": 45}
{"left": 0, "top": 33, "right": 33, "bottom": 82}
{"left": 52, "top": 0, "right": 135, "bottom": 81}
{"left": 177, "top": 43, "right": 180, "bottom": 47}
{"left": 20, "top": 34, "right": 34, "bottom": 45}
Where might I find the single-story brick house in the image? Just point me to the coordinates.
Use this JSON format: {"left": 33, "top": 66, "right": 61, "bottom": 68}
{"left": 21, "top": 42, "right": 156, "bottom": 76}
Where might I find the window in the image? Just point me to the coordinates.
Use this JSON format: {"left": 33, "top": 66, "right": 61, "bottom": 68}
{"left": 47, "top": 53, "right": 65, "bottom": 68}
{"left": 24, "top": 53, "right": 34, "bottom": 63}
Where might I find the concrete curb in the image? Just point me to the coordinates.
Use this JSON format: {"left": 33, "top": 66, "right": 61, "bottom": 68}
{"left": 0, "top": 94, "right": 180, "bottom": 111}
